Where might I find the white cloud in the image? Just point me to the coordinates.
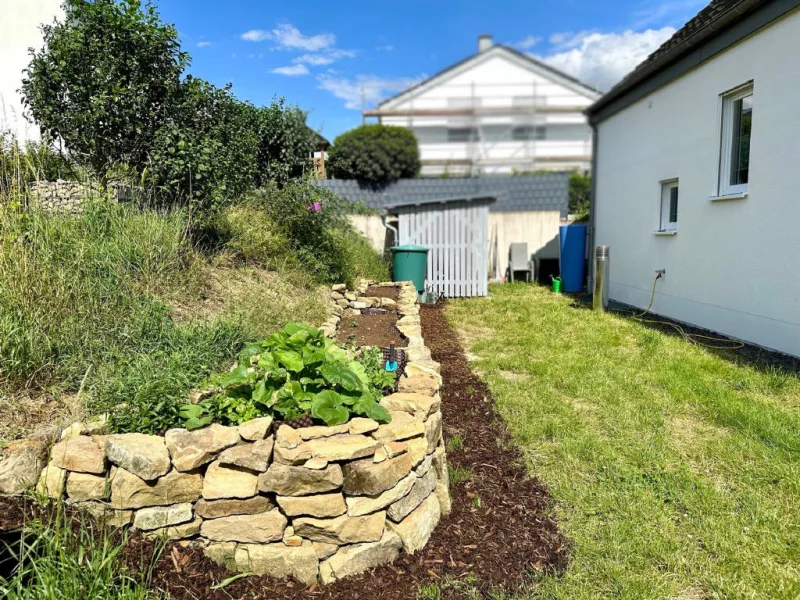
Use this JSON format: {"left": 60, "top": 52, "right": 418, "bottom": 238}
{"left": 271, "top": 64, "right": 310, "bottom": 77}
{"left": 0, "top": 0, "right": 63, "bottom": 141}
{"left": 317, "top": 74, "right": 424, "bottom": 110}
{"left": 514, "top": 35, "right": 542, "bottom": 50}
{"left": 197, "top": 41, "right": 212, "bottom": 48}
{"left": 292, "top": 49, "right": 356, "bottom": 66}
{"left": 537, "top": 27, "right": 676, "bottom": 90}
{"left": 242, "top": 24, "right": 335, "bottom": 51}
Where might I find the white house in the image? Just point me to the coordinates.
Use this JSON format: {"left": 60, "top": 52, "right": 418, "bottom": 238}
{"left": 365, "top": 36, "right": 601, "bottom": 177}
{"left": 587, "top": 0, "right": 800, "bottom": 357}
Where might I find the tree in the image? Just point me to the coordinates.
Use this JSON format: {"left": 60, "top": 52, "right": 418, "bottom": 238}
{"left": 254, "top": 99, "right": 315, "bottom": 186}
{"left": 569, "top": 172, "right": 591, "bottom": 218}
{"left": 21, "top": 0, "right": 188, "bottom": 185}
{"left": 328, "top": 124, "right": 420, "bottom": 183}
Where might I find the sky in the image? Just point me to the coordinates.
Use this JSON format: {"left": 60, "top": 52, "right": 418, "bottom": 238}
{"left": 2, "top": 0, "right": 708, "bottom": 141}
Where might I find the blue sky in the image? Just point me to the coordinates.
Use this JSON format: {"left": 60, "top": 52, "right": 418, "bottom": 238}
{"left": 3, "top": 0, "right": 708, "bottom": 141}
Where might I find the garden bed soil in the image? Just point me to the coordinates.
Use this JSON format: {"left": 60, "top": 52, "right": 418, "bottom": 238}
{"left": 365, "top": 286, "right": 399, "bottom": 301}
{"left": 335, "top": 313, "right": 408, "bottom": 348}
{"left": 0, "top": 303, "right": 568, "bottom": 599}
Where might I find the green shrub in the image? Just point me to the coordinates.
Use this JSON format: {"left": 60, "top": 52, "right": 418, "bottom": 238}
{"left": 569, "top": 172, "right": 591, "bottom": 218}
{"left": 181, "top": 322, "right": 392, "bottom": 428}
{"left": 328, "top": 124, "right": 420, "bottom": 182}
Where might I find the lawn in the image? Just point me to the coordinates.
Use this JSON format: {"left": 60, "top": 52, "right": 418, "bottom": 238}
{"left": 447, "top": 284, "right": 800, "bottom": 600}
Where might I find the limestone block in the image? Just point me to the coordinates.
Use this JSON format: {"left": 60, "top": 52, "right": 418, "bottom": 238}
{"left": 110, "top": 468, "right": 202, "bottom": 509}
{"left": 201, "top": 508, "right": 287, "bottom": 543}
{"left": 194, "top": 496, "right": 273, "bottom": 519}
{"left": 105, "top": 434, "right": 171, "bottom": 481}
{"left": 66, "top": 472, "right": 108, "bottom": 501}
{"left": 293, "top": 511, "right": 385, "bottom": 545}
{"left": 345, "top": 472, "right": 416, "bottom": 517}
{"left": 342, "top": 452, "right": 413, "bottom": 496}
{"left": 0, "top": 438, "right": 48, "bottom": 494}
{"left": 165, "top": 424, "right": 240, "bottom": 472}
{"left": 217, "top": 439, "right": 273, "bottom": 472}
{"left": 133, "top": 503, "right": 193, "bottom": 531}
{"left": 258, "top": 463, "right": 343, "bottom": 497}
{"left": 234, "top": 541, "right": 318, "bottom": 586}
{"left": 50, "top": 436, "right": 105, "bottom": 474}
{"left": 387, "top": 470, "right": 437, "bottom": 523}
{"left": 319, "top": 530, "right": 403, "bottom": 584}
{"left": 202, "top": 462, "right": 258, "bottom": 500}
{"left": 276, "top": 492, "right": 346, "bottom": 518}
{"left": 388, "top": 493, "right": 441, "bottom": 554}
{"left": 238, "top": 417, "right": 273, "bottom": 441}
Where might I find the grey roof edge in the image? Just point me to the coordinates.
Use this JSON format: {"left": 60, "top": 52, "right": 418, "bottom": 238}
{"left": 587, "top": 0, "right": 800, "bottom": 123}
{"left": 376, "top": 45, "right": 601, "bottom": 110}
{"left": 384, "top": 194, "right": 498, "bottom": 210}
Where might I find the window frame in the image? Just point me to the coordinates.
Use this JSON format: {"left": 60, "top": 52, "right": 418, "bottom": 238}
{"left": 511, "top": 125, "right": 546, "bottom": 141}
{"left": 659, "top": 179, "right": 679, "bottom": 232}
{"left": 717, "top": 82, "right": 753, "bottom": 197}
{"left": 446, "top": 127, "right": 477, "bottom": 143}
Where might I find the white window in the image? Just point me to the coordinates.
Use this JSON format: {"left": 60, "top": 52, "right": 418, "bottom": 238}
{"left": 512, "top": 125, "right": 546, "bottom": 141}
{"left": 718, "top": 83, "right": 753, "bottom": 196}
{"left": 447, "top": 127, "right": 477, "bottom": 142}
{"left": 660, "top": 179, "right": 679, "bottom": 231}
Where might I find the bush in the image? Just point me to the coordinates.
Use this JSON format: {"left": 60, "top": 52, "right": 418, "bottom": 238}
{"left": 569, "top": 172, "right": 591, "bottom": 218}
{"left": 254, "top": 99, "right": 316, "bottom": 186}
{"left": 328, "top": 124, "right": 420, "bottom": 182}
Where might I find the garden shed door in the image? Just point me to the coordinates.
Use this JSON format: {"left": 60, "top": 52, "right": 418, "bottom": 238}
{"left": 394, "top": 197, "right": 493, "bottom": 297}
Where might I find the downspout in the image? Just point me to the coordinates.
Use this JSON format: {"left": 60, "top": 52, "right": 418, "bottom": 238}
{"left": 382, "top": 212, "right": 399, "bottom": 246}
{"left": 587, "top": 121, "right": 599, "bottom": 294}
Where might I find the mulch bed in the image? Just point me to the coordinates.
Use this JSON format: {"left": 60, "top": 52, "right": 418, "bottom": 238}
{"left": 335, "top": 313, "right": 408, "bottom": 348}
{"left": 365, "top": 286, "right": 399, "bottom": 301}
{"left": 0, "top": 303, "right": 568, "bottom": 599}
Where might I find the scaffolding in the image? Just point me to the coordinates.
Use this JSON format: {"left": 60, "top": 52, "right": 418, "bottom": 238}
{"left": 361, "top": 81, "right": 593, "bottom": 176}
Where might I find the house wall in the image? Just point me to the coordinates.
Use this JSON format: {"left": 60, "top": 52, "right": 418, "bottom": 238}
{"left": 593, "top": 9, "right": 800, "bottom": 356}
{"left": 348, "top": 215, "right": 390, "bottom": 254}
{"left": 380, "top": 50, "right": 596, "bottom": 175}
{"left": 489, "top": 211, "right": 562, "bottom": 279}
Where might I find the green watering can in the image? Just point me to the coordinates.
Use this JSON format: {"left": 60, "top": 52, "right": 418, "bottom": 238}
{"left": 551, "top": 276, "right": 562, "bottom": 294}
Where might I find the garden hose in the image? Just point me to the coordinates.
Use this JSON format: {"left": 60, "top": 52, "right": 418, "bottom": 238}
{"left": 618, "top": 273, "right": 745, "bottom": 351}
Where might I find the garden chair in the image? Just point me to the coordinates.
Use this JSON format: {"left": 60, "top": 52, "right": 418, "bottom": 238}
{"left": 508, "top": 242, "right": 534, "bottom": 283}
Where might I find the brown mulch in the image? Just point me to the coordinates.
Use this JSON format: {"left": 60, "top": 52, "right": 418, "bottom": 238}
{"left": 0, "top": 303, "right": 569, "bottom": 599}
{"left": 365, "top": 286, "right": 399, "bottom": 301}
{"left": 335, "top": 313, "right": 408, "bottom": 348}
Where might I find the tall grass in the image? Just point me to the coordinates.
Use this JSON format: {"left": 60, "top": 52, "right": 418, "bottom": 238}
{"left": 0, "top": 504, "right": 162, "bottom": 599}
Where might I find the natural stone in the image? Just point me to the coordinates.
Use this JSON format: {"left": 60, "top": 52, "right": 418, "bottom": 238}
{"left": 388, "top": 493, "right": 441, "bottom": 554}
{"left": 387, "top": 469, "right": 437, "bottom": 522}
{"left": 234, "top": 541, "right": 318, "bottom": 585}
{"left": 194, "top": 496, "right": 273, "bottom": 519}
{"left": 293, "top": 511, "right": 385, "bottom": 545}
{"left": 36, "top": 462, "right": 67, "bottom": 498}
{"left": 259, "top": 463, "right": 343, "bottom": 497}
{"left": 415, "top": 454, "right": 433, "bottom": 477}
{"left": 50, "top": 436, "right": 105, "bottom": 474}
{"left": 204, "top": 542, "right": 238, "bottom": 570}
{"left": 346, "top": 472, "right": 416, "bottom": 517}
{"left": 203, "top": 461, "right": 258, "bottom": 500}
{"left": 398, "top": 363, "right": 442, "bottom": 396}
{"left": 282, "top": 526, "right": 303, "bottom": 546}
{"left": 276, "top": 492, "right": 346, "bottom": 518}
{"left": 313, "top": 541, "right": 338, "bottom": 560}
{"left": 66, "top": 472, "right": 108, "bottom": 501}
{"left": 406, "top": 437, "right": 429, "bottom": 467}
{"left": 303, "top": 457, "right": 330, "bottom": 469}
{"left": 342, "top": 452, "right": 414, "bottom": 496}
{"left": 371, "top": 411, "right": 425, "bottom": 443}
{"left": 319, "top": 530, "right": 403, "bottom": 584}
{"left": 424, "top": 412, "right": 443, "bottom": 453}
{"left": 351, "top": 301, "right": 367, "bottom": 310}
{"left": 436, "top": 479, "right": 452, "bottom": 516}
{"left": 165, "top": 424, "right": 240, "bottom": 472}
{"left": 275, "top": 425, "right": 302, "bottom": 448}
{"left": 105, "top": 434, "right": 171, "bottom": 481}
{"left": 380, "top": 298, "right": 398, "bottom": 310}
{"left": 82, "top": 502, "right": 134, "bottom": 528}
{"left": 238, "top": 417, "right": 273, "bottom": 441}
{"left": 148, "top": 517, "right": 202, "bottom": 540}
{"left": 432, "top": 446, "right": 447, "bottom": 479}
{"left": 217, "top": 439, "right": 273, "bottom": 472}
{"left": 331, "top": 284, "right": 346, "bottom": 292}
{"left": 133, "top": 503, "right": 193, "bottom": 531}
{"left": 297, "top": 424, "right": 349, "bottom": 441}
{"left": 201, "top": 508, "right": 287, "bottom": 543}
{"left": 110, "top": 467, "right": 203, "bottom": 509}
{"left": 348, "top": 418, "right": 379, "bottom": 435}
{"left": 305, "top": 434, "right": 381, "bottom": 462}
{"left": 0, "top": 438, "right": 48, "bottom": 494}
{"left": 273, "top": 442, "right": 312, "bottom": 465}
{"left": 380, "top": 393, "right": 440, "bottom": 419}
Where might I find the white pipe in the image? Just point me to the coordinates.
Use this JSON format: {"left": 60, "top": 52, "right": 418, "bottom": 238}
{"left": 382, "top": 213, "right": 399, "bottom": 246}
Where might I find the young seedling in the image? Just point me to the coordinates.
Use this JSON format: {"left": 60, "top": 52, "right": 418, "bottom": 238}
{"left": 448, "top": 465, "right": 473, "bottom": 485}
{"left": 350, "top": 320, "right": 358, "bottom": 328}
{"left": 471, "top": 494, "right": 482, "bottom": 509}
{"left": 446, "top": 435, "right": 465, "bottom": 452}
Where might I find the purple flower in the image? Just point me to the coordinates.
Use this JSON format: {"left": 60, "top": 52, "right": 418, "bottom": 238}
{"left": 309, "top": 201, "right": 322, "bottom": 212}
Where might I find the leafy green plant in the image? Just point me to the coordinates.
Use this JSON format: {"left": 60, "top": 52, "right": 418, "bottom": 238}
{"left": 328, "top": 124, "right": 421, "bottom": 182}
{"left": 446, "top": 435, "right": 465, "bottom": 452}
{"left": 356, "top": 346, "right": 397, "bottom": 393}
{"left": 183, "top": 322, "right": 392, "bottom": 428}
{"left": 449, "top": 465, "right": 473, "bottom": 485}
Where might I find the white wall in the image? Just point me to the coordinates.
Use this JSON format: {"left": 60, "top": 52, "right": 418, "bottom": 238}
{"left": 594, "top": 9, "right": 800, "bottom": 356}
{"left": 488, "top": 211, "right": 562, "bottom": 278}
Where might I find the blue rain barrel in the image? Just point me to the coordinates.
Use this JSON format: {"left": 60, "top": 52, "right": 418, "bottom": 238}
{"left": 559, "top": 224, "right": 587, "bottom": 293}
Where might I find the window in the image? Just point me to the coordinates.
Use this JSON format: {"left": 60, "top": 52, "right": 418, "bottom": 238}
{"left": 660, "top": 180, "right": 679, "bottom": 231}
{"left": 512, "top": 125, "right": 546, "bottom": 141}
{"left": 447, "top": 127, "right": 477, "bottom": 142}
{"left": 718, "top": 84, "right": 753, "bottom": 196}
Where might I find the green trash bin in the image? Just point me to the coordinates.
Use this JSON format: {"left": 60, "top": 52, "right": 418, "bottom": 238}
{"left": 391, "top": 244, "right": 429, "bottom": 295}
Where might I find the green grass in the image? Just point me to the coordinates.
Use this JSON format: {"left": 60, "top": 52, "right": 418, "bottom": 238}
{"left": 447, "top": 284, "right": 800, "bottom": 600}
{"left": 0, "top": 504, "right": 162, "bottom": 599}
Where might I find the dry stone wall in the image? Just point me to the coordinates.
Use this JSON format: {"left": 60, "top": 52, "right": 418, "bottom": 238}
{"left": 0, "top": 280, "right": 449, "bottom": 586}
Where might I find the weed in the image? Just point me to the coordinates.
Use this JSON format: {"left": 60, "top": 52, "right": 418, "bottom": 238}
{"left": 471, "top": 494, "right": 482, "bottom": 509}
{"left": 417, "top": 582, "right": 442, "bottom": 600}
{"left": 446, "top": 435, "right": 465, "bottom": 452}
{"left": 465, "top": 384, "right": 475, "bottom": 395}
{"left": 350, "top": 320, "right": 358, "bottom": 328}
{"left": 448, "top": 466, "right": 473, "bottom": 485}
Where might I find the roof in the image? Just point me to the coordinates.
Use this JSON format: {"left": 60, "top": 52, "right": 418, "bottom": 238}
{"left": 588, "top": 0, "right": 798, "bottom": 122}
{"left": 376, "top": 44, "right": 602, "bottom": 110}
{"left": 316, "top": 174, "right": 569, "bottom": 216}
{"left": 384, "top": 194, "right": 497, "bottom": 210}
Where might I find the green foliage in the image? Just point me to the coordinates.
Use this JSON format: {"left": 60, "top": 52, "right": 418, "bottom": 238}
{"left": 0, "top": 505, "right": 161, "bottom": 599}
{"left": 445, "top": 435, "right": 465, "bottom": 452}
{"left": 356, "top": 347, "right": 397, "bottom": 392}
{"left": 448, "top": 465, "right": 473, "bottom": 485}
{"left": 328, "top": 124, "right": 421, "bottom": 182}
{"left": 569, "top": 172, "right": 591, "bottom": 218}
{"left": 21, "top": 0, "right": 188, "bottom": 184}
{"left": 254, "top": 99, "right": 315, "bottom": 186}
{"left": 0, "top": 134, "right": 76, "bottom": 201}
{"left": 187, "top": 322, "right": 392, "bottom": 428}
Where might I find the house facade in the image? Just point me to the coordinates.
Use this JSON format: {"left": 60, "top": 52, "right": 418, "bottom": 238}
{"left": 365, "top": 36, "right": 601, "bottom": 177}
{"left": 587, "top": 0, "right": 800, "bottom": 357}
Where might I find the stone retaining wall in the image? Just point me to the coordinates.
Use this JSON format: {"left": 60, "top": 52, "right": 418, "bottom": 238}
{"left": 0, "top": 280, "right": 449, "bottom": 586}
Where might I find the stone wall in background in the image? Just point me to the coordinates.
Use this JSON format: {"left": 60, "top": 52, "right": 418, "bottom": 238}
{"left": 28, "top": 180, "right": 133, "bottom": 214}
{"left": 0, "top": 280, "right": 449, "bottom": 586}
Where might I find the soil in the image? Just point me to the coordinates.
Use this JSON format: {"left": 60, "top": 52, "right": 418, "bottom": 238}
{"left": 0, "top": 303, "right": 569, "bottom": 599}
{"left": 365, "top": 286, "right": 399, "bottom": 301}
{"left": 335, "top": 313, "right": 408, "bottom": 348}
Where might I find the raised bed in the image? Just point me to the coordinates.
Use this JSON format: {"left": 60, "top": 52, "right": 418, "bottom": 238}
{"left": 0, "top": 280, "right": 448, "bottom": 586}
